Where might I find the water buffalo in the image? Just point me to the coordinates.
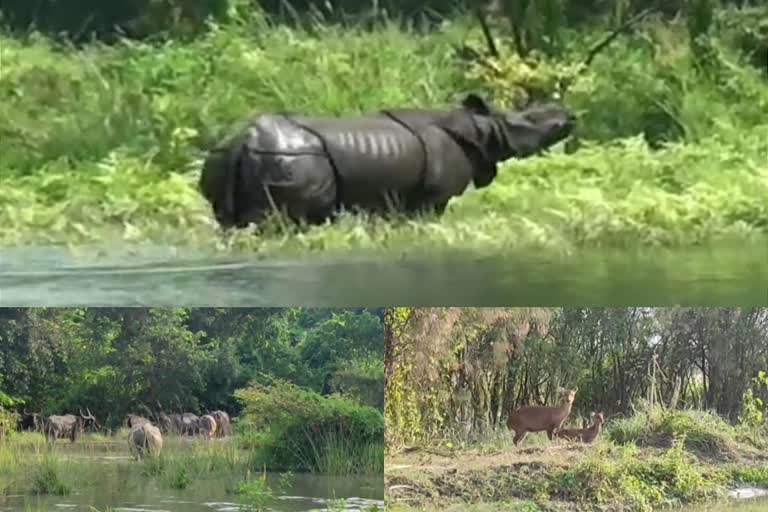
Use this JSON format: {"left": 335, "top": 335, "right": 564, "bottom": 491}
{"left": 126, "top": 414, "right": 151, "bottom": 429}
{"left": 210, "top": 410, "right": 231, "bottom": 437}
{"left": 128, "top": 422, "right": 163, "bottom": 461}
{"left": 156, "top": 412, "right": 176, "bottom": 434}
{"left": 44, "top": 408, "right": 100, "bottom": 443}
{"left": 198, "top": 415, "right": 217, "bottom": 439}
{"left": 177, "top": 413, "right": 199, "bottom": 436}
{"left": 200, "top": 93, "right": 575, "bottom": 228}
{"left": 18, "top": 411, "right": 43, "bottom": 432}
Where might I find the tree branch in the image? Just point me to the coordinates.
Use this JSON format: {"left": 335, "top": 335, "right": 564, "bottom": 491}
{"left": 581, "top": 8, "right": 657, "bottom": 69}
{"left": 475, "top": 5, "right": 499, "bottom": 58}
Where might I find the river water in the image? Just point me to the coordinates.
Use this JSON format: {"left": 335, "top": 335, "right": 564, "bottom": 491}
{"left": 1, "top": 240, "right": 766, "bottom": 306}
{"left": 0, "top": 441, "right": 383, "bottom": 512}
{"left": 684, "top": 492, "right": 768, "bottom": 511}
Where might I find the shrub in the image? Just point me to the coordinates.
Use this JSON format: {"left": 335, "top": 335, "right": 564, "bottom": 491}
{"left": 235, "top": 379, "right": 384, "bottom": 474}
{"left": 331, "top": 356, "right": 385, "bottom": 409}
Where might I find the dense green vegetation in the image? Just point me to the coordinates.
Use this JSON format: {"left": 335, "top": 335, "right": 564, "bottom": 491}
{"left": 1, "top": 2, "right": 765, "bottom": 254}
{"left": 384, "top": 307, "right": 768, "bottom": 511}
{"left": 0, "top": 307, "right": 384, "bottom": 477}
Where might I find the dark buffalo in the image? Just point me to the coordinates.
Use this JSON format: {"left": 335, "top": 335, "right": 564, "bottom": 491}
{"left": 156, "top": 412, "right": 176, "bottom": 434}
{"left": 44, "top": 408, "right": 100, "bottom": 443}
{"left": 18, "top": 411, "right": 43, "bottom": 432}
{"left": 200, "top": 93, "right": 575, "bottom": 228}
{"left": 177, "top": 413, "right": 199, "bottom": 436}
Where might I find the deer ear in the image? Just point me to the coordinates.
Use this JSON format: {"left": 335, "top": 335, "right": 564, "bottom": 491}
{"left": 462, "top": 93, "right": 492, "bottom": 115}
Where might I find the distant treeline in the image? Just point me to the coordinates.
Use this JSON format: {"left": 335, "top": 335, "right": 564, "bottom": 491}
{"left": 385, "top": 307, "right": 768, "bottom": 446}
{"left": 0, "top": 307, "right": 384, "bottom": 429}
{"left": 0, "top": 0, "right": 759, "bottom": 41}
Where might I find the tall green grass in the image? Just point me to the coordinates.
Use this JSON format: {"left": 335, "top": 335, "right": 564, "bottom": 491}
{"left": 607, "top": 405, "right": 768, "bottom": 456}
{"left": 0, "top": 9, "right": 765, "bottom": 251}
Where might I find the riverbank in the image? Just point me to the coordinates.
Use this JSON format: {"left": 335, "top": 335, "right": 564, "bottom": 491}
{"left": 1, "top": 7, "right": 766, "bottom": 255}
{"left": 384, "top": 414, "right": 768, "bottom": 512}
{"left": 385, "top": 442, "right": 768, "bottom": 512}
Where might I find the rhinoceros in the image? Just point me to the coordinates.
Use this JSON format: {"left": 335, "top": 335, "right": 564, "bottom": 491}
{"left": 128, "top": 422, "right": 163, "bottom": 460}
{"left": 199, "top": 93, "right": 575, "bottom": 228}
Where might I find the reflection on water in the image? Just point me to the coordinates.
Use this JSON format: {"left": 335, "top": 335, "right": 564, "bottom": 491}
{"left": 1, "top": 470, "right": 382, "bottom": 512}
{"left": 682, "top": 493, "right": 768, "bottom": 512}
{"left": 0, "top": 443, "right": 383, "bottom": 512}
{"left": 0, "top": 240, "right": 766, "bottom": 306}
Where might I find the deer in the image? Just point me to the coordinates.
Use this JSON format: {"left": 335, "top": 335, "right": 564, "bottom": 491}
{"left": 555, "top": 410, "right": 604, "bottom": 443}
{"left": 506, "top": 387, "right": 577, "bottom": 445}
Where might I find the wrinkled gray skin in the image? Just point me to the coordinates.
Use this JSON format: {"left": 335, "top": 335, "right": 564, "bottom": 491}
{"left": 128, "top": 423, "right": 163, "bottom": 461}
{"left": 177, "top": 413, "right": 199, "bottom": 436}
{"left": 200, "top": 93, "right": 575, "bottom": 228}
{"left": 198, "top": 414, "right": 217, "bottom": 439}
{"left": 126, "top": 414, "right": 150, "bottom": 429}
{"left": 44, "top": 409, "right": 100, "bottom": 443}
{"left": 210, "top": 410, "right": 231, "bottom": 437}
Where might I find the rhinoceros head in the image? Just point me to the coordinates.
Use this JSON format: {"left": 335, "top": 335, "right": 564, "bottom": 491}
{"left": 452, "top": 93, "right": 574, "bottom": 188}
{"left": 461, "top": 93, "right": 575, "bottom": 159}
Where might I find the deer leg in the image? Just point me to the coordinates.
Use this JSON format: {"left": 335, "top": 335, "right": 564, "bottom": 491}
{"left": 513, "top": 431, "right": 528, "bottom": 445}
{"left": 547, "top": 428, "right": 555, "bottom": 440}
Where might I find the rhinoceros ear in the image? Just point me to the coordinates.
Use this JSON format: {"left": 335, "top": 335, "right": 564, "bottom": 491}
{"left": 462, "top": 93, "right": 492, "bottom": 115}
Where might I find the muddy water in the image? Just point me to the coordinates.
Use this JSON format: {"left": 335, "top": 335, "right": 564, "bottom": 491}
{"left": 1, "top": 240, "right": 766, "bottom": 306}
{"left": 0, "top": 442, "right": 383, "bottom": 512}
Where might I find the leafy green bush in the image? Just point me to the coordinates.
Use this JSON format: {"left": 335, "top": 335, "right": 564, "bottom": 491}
{"left": 331, "top": 356, "right": 385, "bottom": 409}
{"left": 235, "top": 380, "right": 384, "bottom": 474}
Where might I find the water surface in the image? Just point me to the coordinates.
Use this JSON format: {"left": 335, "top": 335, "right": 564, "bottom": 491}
{"left": 1, "top": 241, "right": 766, "bottom": 306}
{"left": 0, "top": 442, "right": 383, "bottom": 512}
{"left": 682, "top": 493, "right": 768, "bottom": 511}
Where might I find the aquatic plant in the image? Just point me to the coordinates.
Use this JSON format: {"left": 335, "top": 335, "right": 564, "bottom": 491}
{"left": 30, "top": 454, "right": 71, "bottom": 496}
{"left": 235, "top": 469, "right": 274, "bottom": 511}
{"left": 326, "top": 496, "right": 348, "bottom": 512}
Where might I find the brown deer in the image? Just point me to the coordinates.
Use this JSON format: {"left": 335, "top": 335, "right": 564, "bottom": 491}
{"left": 507, "top": 387, "right": 577, "bottom": 445}
{"left": 555, "top": 410, "right": 604, "bottom": 443}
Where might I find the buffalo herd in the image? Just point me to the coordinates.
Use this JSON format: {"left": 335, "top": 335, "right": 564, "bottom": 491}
{"left": 14, "top": 407, "right": 233, "bottom": 460}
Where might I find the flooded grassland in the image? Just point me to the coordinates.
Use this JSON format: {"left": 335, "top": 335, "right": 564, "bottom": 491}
{"left": 0, "top": 434, "right": 384, "bottom": 512}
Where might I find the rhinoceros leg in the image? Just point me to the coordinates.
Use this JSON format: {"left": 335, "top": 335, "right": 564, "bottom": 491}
{"left": 235, "top": 152, "right": 338, "bottom": 227}
{"left": 404, "top": 125, "right": 476, "bottom": 215}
